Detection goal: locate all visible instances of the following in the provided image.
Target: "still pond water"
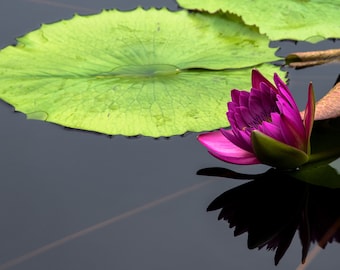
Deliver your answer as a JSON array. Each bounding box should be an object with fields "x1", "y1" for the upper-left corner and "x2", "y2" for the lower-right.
[{"x1": 0, "y1": 0, "x2": 340, "y2": 269}]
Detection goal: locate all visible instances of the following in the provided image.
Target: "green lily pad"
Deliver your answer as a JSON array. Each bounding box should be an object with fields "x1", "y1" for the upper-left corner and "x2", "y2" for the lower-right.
[
  {"x1": 0, "y1": 8, "x2": 280, "y2": 137},
  {"x1": 0, "y1": 64, "x2": 283, "y2": 137},
  {"x1": 177, "y1": 0, "x2": 340, "y2": 42}
]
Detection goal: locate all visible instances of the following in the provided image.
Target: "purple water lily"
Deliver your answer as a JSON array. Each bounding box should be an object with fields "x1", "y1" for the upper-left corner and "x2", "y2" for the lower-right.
[{"x1": 198, "y1": 69, "x2": 315, "y2": 169}]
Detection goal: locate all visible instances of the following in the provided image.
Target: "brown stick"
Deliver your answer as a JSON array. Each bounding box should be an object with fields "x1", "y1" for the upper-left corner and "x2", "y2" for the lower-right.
[{"x1": 286, "y1": 48, "x2": 340, "y2": 68}]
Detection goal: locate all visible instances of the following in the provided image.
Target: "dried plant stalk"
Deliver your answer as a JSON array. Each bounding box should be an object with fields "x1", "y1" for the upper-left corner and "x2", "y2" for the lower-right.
[{"x1": 286, "y1": 48, "x2": 340, "y2": 68}]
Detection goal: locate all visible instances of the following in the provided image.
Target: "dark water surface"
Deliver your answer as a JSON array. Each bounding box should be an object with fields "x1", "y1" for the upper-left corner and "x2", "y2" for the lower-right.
[{"x1": 0, "y1": 1, "x2": 340, "y2": 269}]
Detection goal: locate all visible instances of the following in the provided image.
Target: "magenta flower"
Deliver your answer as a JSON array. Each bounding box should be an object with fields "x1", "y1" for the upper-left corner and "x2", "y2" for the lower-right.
[{"x1": 198, "y1": 69, "x2": 315, "y2": 169}]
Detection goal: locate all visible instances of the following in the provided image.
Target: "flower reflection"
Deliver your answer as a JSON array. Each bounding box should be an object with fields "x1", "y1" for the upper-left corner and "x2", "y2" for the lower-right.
[{"x1": 200, "y1": 167, "x2": 340, "y2": 265}]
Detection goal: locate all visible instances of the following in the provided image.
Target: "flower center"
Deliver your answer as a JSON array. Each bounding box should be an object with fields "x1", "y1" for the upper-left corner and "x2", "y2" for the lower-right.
[{"x1": 243, "y1": 105, "x2": 278, "y2": 131}]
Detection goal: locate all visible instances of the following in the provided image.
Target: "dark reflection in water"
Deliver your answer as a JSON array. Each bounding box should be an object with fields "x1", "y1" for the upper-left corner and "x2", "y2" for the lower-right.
[{"x1": 198, "y1": 167, "x2": 340, "y2": 265}]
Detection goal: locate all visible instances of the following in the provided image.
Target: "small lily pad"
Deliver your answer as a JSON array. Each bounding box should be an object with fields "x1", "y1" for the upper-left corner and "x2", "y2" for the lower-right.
[{"x1": 0, "y1": 8, "x2": 280, "y2": 137}]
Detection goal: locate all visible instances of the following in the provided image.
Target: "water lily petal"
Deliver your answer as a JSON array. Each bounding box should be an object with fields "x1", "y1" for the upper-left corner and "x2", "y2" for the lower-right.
[
  {"x1": 228, "y1": 107, "x2": 249, "y2": 130},
  {"x1": 276, "y1": 95, "x2": 306, "y2": 146},
  {"x1": 274, "y1": 73, "x2": 298, "y2": 111},
  {"x1": 276, "y1": 96, "x2": 302, "y2": 127},
  {"x1": 198, "y1": 130, "x2": 259, "y2": 164},
  {"x1": 248, "y1": 89, "x2": 264, "y2": 113},
  {"x1": 303, "y1": 83, "x2": 315, "y2": 154},
  {"x1": 251, "y1": 130, "x2": 309, "y2": 168},
  {"x1": 229, "y1": 107, "x2": 250, "y2": 130},
  {"x1": 239, "y1": 91, "x2": 251, "y2": 107},
  {"x1": 239, "y1": 106, "x2": 257, "y2": 127},
  {"x1": 281, "y1": 114, "x2": 307, "y2": 150},
  {"x1": 230, "y1": 89, "x2": 242, "y2": 105},
  {"x1": 266, "y1": 112, "x2": 305, "y2": 150},
  {"x1": 258, "y1": 115, "x2": 285, "y2": 142},
  {"x1": 250, "y1": 88, "x2": 278, "y2": 119},
  {"x1": 252, "y1": 69, "x2": 276, "y2": 92},
  {"x1": 221, "y1": 128, "x2": 253, "y2": 152}
]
